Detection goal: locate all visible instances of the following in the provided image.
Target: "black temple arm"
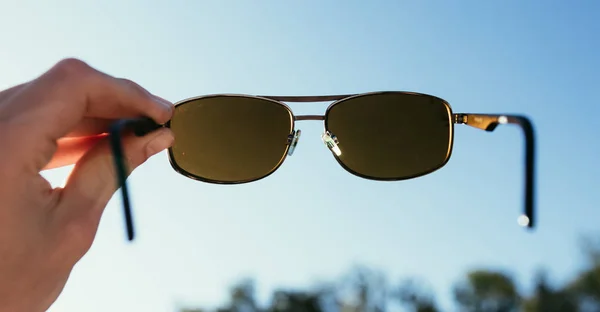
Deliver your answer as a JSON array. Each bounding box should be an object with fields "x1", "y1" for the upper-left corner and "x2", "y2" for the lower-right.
[
  {"x1": 109, "y1": 117, "x2": 163, "y2": 242},
  {"x1": 454, "y1": 113, "x2": 536, "y2": 229}
]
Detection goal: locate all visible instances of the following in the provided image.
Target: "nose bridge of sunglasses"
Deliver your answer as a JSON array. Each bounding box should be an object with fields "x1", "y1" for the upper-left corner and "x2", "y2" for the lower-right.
[
  {"x1": 287, "y1": 129, "x2": 302, "y2": 156},
  {"x1": 294, "y1": 115, "x2": 325, "y2": 121},
  {"x1": 287, "y1": 114, "x2": 328, "y2": 156}
]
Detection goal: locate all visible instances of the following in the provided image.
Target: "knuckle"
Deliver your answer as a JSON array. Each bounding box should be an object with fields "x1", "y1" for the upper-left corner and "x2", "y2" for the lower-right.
[
  {"x1": 118, "y1": 78, "x2": 149, "y2": 98},
  {"x1": 60, "y1": 215, "x2": 97, "y2": 255},
  {"x1": 127, "y1": 144, "x2": 146, "y2": 170},
  {"x1": 54, "y1": 191, "x2": 101, "y2": 256},
  {"x1": 50, "y1": 58, "x2": 94, "y2": 82},
  {"x1": 114, "y1": 135, "x2": 149, "y2": 176},
  {"x1": 118, "y1": 78, "x2": 139, "y2": 88}
]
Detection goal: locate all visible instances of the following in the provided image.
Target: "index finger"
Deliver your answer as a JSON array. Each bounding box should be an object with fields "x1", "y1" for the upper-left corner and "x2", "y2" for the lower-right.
[{"x1": 5, "y1": 58, "x2": 173, "y2": 142}]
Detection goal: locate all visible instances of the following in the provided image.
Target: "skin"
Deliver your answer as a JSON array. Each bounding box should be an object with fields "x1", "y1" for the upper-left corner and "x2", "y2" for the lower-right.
[{"x1": 0, "y1": 58, "x2": 175, "y2": 311}]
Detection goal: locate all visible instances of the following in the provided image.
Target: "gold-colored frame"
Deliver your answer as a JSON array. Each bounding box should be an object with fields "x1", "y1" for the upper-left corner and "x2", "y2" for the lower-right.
[{"x1": 109, "y1": 91, "x2": 536, "y2": 241}]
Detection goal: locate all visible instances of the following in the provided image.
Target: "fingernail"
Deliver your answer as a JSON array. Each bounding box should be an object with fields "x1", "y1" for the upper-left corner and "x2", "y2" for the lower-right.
[
  {"x1": 145, "y1": 130, "x2": 174, "y2": 157},
  {"x1": 153, "y1": 95, "x2": 174, "y2": 112}
]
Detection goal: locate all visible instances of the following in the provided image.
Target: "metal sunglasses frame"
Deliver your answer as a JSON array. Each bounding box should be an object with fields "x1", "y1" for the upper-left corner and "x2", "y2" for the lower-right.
[{"x1": 109, "y1": 91, "x2": 536, "y2": 242}]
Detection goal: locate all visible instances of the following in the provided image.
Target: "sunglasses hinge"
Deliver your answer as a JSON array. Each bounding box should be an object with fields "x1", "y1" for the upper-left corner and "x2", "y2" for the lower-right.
[{"x1": 454, "y1": 113, "x2": 468, "y2": 124}]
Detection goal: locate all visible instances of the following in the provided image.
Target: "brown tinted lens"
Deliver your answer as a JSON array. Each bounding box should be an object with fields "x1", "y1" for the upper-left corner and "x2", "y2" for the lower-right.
[
  {"x1": 169, "y1": 96, "x2": 294, "y2": 183},
  {"x1": 325, "y1": 92, "x2": 452, "y2": 179}
]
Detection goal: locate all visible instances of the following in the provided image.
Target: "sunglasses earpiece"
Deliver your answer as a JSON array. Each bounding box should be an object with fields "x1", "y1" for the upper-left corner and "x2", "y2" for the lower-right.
[
  {"x1": 109, "y1": 117, "x2": 166, "y2": 242},
  {"x1": 131, "y1": 117, "x2": 163, "y2": 136}
]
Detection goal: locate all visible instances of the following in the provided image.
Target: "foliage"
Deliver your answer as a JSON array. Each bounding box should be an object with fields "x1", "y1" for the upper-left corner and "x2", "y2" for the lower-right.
[
  {"x1": 180, "y1": 236, "x2": 600, "y2": 312},
  {"x1": 453, "y1": 270, "x2": 520, "y2": 312}
]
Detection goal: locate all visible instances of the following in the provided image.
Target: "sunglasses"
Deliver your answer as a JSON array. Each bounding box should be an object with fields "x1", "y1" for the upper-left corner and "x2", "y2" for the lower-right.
[{"x1": 109, "y1": 91, "x2": 536, "y2": 241}]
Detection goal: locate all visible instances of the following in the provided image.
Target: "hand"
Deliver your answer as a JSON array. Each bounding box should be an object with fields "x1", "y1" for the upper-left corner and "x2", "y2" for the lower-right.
[{"x1": 0, "y1": 58, "x2": 174, "y2": 311}]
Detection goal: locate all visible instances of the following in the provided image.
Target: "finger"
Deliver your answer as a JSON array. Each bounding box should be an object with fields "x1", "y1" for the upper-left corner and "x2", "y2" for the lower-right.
[
  {"x1": 0, "y1": 82, "x2": 25, "y2": 102},
  {"x1": 43, "y1": 135, "x2": 107, "y2": 170},
  {"x1": 0, "y1": 83, "x2": 28, "y2": 113},
  {"x1": 8, "y1": 58, "x2": 173, "y2": 144},
  {"x1": 63, "y1": 118, "x2": 115, "y2": 138},
  {"x1": 58, "y1": 127, "x2": 174, "y2": 223},
  {"x1": 54, "y1": 117, "x2": 132, "y2": 139}
]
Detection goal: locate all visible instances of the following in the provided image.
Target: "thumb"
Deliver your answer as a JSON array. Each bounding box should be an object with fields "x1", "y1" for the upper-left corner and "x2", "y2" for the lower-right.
[{"x1": 58, "y1": 127, "x2": 174, "y2": 225}]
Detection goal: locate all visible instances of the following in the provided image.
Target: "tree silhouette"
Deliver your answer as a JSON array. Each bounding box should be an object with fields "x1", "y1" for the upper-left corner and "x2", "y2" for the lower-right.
[
  {"x1": 268, "y1": 289, "x2": 323, "y2": 312},
  {"x1": 394, "y1": 278, "x2": 439, "y2": 312},
  {"x1": 452, "y1": 270, "x2": 520, "y2": 312},
  {"x1": 179, "y1": 234, "x2": 600, "y2": 312},
  {"x1": 522, "y1": 270, "x2": 578, "y2": 312},
  {"x1": 334, "y1": 266, "x2": 387, "y2": 312},
  {"x1": 560, "y1": 236, "x2": 600, "y2": 311}
]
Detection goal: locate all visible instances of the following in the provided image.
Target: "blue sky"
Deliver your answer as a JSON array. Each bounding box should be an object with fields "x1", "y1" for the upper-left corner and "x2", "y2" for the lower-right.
[{"x1": 1, "y1": 1, "x2": 599, "y2": 311}]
